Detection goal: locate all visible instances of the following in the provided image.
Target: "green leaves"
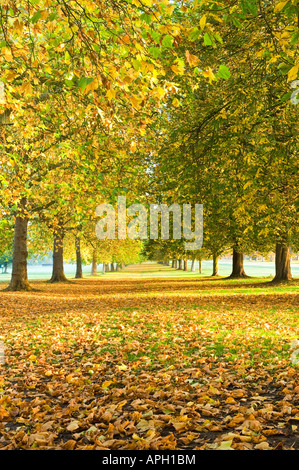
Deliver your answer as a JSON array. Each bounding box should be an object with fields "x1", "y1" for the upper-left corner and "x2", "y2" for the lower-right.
[
  {"x1": 203, "y1": 32, "x2": 214, "y2": 46},
  {"x1": 162, "y1": 35, "x2": 174, "y2": 48},
  {"x1": 217, "y1": 64, "x2": 231, "y2": 80},
  {"x1": 149, "y1": 46, "x2": 161, "y2": 59},
  {"x1": 140, "y1": 12, "x2": 152, "y2": 25},
  {"x1": 31, "y1": 10, "x2": 42, "y2": 24},
  {"x1": 188, "y1": 27, "x2": 200, "y2": 42},
  {"x1": 240, "y1": 0, "x2": 258, "y2": 16}
]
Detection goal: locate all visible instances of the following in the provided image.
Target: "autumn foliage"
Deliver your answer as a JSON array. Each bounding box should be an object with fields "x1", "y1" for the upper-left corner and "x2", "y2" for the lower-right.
[{"x1": 0, "y1": 264, "x2": 298, "y2": 450}]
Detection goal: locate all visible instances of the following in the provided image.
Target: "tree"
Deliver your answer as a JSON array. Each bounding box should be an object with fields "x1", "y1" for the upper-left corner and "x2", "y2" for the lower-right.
[{"x1": 148, "y1": 0, "x2": 298, "y2": 282}]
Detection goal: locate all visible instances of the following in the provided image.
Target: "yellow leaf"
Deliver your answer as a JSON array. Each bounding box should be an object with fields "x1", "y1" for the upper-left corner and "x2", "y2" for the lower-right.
[
  {"x1": 84, "y1": 79, "x2": 98, "y2": 94},
  {"x1": 130, "y1": 141, "x2": 137, "y2": 152},
  {"x1": 171, "y1": 64, "x2": 184, "y2": 75},
  {"x1": 0, "y1": 406, "x2": 9, "y2": 419},
  {"x1": 153, "y1": 86, "x2": 166, "y2": 98},
  {"x1": 40, "y1": 10, "x2": 48, "y2": 20},
  {"x1": 102, "y1": 380, "x2": 113, "y2": 389},
  {"x1": 13, "y1": 19, "x2": 24, "y2": 34},
  {"x1": 122, "y1": 35, "x2": 131, "y2": 45},
  {"x1": 67, "y1": 421, "x2": 79, "y2": 432},
  {"x1": 274, "y1": 1, "x2": 288, "y2": 12},
  {"x1": 217, "y1": 440, "x2": 233, "y2": 450},
  {"x1": 5, "y1": 70, "x2": 17, "y2": 81},
  {"x1": 202, "y1": 67, "x2": 215, "y2": 82},
  {"x1": 185, "y1": 50, "x2": 199, "y2": 66},
  {"x1": 288, "y1": 64, "x2": 299, "y2": 82},
  {"x1": 200, "y1": 14, "x2": 207, "y2": 30},
  {"x1": 106, "y1": 89, "x2": 116, "y2": 100},
  {"x1": 0, "y1": 81, "x2": 5, "y2": 104},
  {"x1": 122, "y1": 75, "x2": 134, "y2": 85},
  {"x1": 20, "y1": 81, "x2": 33, "y2": 96},
  {"x1": 225, "y1": 396, "x2": 236, "y2": 404}
]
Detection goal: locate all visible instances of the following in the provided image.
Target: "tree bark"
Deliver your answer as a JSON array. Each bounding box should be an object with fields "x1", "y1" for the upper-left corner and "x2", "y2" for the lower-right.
[
  {"x1": 110, "y1": 262, "x2": 115, "y2": 272},
  {"x1": 91, "y1": 250, "x2": 97, "y2": 275},
  {"x1": 272, "y1": 243, "x2": 292, "y2": 282},
  {"x1": 49, "y1": 228, "x2": 68, "y2": 282},
  {"x1": 212, "y1": 254, "x2": 219, "y2": 276},
  {"x1": 228, "y1": 248, "x2": 248, "y2": 278},
  {"x1": 198, "y1": 259, "x2": 202, "y2": 274},
  {"x1": 191, "y1": 259, "x2": 195, "y2": 272},
  {"x1": 75, "y1": 236, "x2": 83, "y2": 279},
  {"x1": 6, "y1": 198, "x2": 31, "y2": 291},
  {"x1": 183, "y1": 259, "x2": 188, "y2": 271},
  {"x1": 178, "y1": 259, "x2": 183, "y2": 270}
]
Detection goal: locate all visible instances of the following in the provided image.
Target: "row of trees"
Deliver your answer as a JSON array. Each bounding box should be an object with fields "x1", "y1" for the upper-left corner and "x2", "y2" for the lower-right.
[
  {"x1": 0, "y1": 1, "x2": 298, "y2": 290},
  {"x1": 146, "y1": 0, "x2": 299, "y2": 282},
  {"x1": 0, "y1": 0, "x2": 183, "y2": 290}
]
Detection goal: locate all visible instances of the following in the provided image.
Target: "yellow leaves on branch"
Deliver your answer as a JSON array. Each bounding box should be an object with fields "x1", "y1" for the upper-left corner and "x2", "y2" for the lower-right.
[
  {"x1": 129, "y1": 94, "x2": 142, "y2": 109},
  {"x1": 19, "y1": 81, "x2": 33, "y2": 96},
  {"x1": 106, "y1": 88, "x2": 116, "y2": 100},
  {"x1": 152, "y1": 86, "x2": 166, "y2": 99},
  {"x1": 274, "y1": 1, "x2": 288, "y2": 12},
  {"x1": 171, "y1": 60, "x2": 185, "y2": 75},
  {"x1": 202, "y1": 67, "x2": 216, "y2": 82},
  {"x1": 185, "y1": 50, "x2": 199, "y2": 67},
  {"x1": 288, "y1": 64, "x2": 299, "y2": 82},
  {"x1": 199, "y1": 15, "x2": 207, "y2": 30},
  {"x1": 172, "y1": 98, "x2": 180, "y2": 107}
]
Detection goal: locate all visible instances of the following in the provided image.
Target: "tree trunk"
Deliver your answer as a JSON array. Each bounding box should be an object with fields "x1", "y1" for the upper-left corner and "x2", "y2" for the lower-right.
[
  {"x1": 171, "y1": 260, "x2": 175, "y2": 268},
  {"x1": 6, "y1": 198, "x2": 31, "y2": 291},
  {"x1": 198, "y1": 259, "x2": 202, "y2": 274},
  {"x1": 228, "y1": 248, "x2": 248, "y2": 278},
  {"x1": 91, "y1": 250, "x2": 97, "y2": 275},
  {"x1": 106, "y1": 263, "x2": 110, "y2": 272},
  {"x1": 49, "y1": 228, "x2": 67, "y2": 282},
  {"x1": 110, "y1": 263, "x2": 115, "y2": 272},
  {"x1": 191, "y1": 259, "x2": 195, "y2": 272},
  {"x1": 272, "y1": 243, "x2": 292, "y2": 282},
  {"x1": 178, "y1": 259, "x2": 183, "y2": 270},
  {"x1": 75, "y1": 236, "x2": 83, "y2": 279},
  {"x1": 116, "y1": 263, "x2": 119, "y2": 271},
  {"x1": 183, "y1": 259, "x2": 188, "y2": 271},
  {"x1": 212, "y1": 254, "x2": 219, "y2": 276},
  {"x1": 102, "y1": 263, "x2": 105, "y2": 274}
]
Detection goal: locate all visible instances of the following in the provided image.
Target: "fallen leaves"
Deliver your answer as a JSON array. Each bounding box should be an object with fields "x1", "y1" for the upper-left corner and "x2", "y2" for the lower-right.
[{"x1": 0, "y1": 274, "x2": 298, "y2": 449}]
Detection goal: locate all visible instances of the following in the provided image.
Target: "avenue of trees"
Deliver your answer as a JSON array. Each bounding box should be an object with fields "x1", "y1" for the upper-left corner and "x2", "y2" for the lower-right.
[{"x1": 0, "y1": 0, "x2": 298, "y2": 290}]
